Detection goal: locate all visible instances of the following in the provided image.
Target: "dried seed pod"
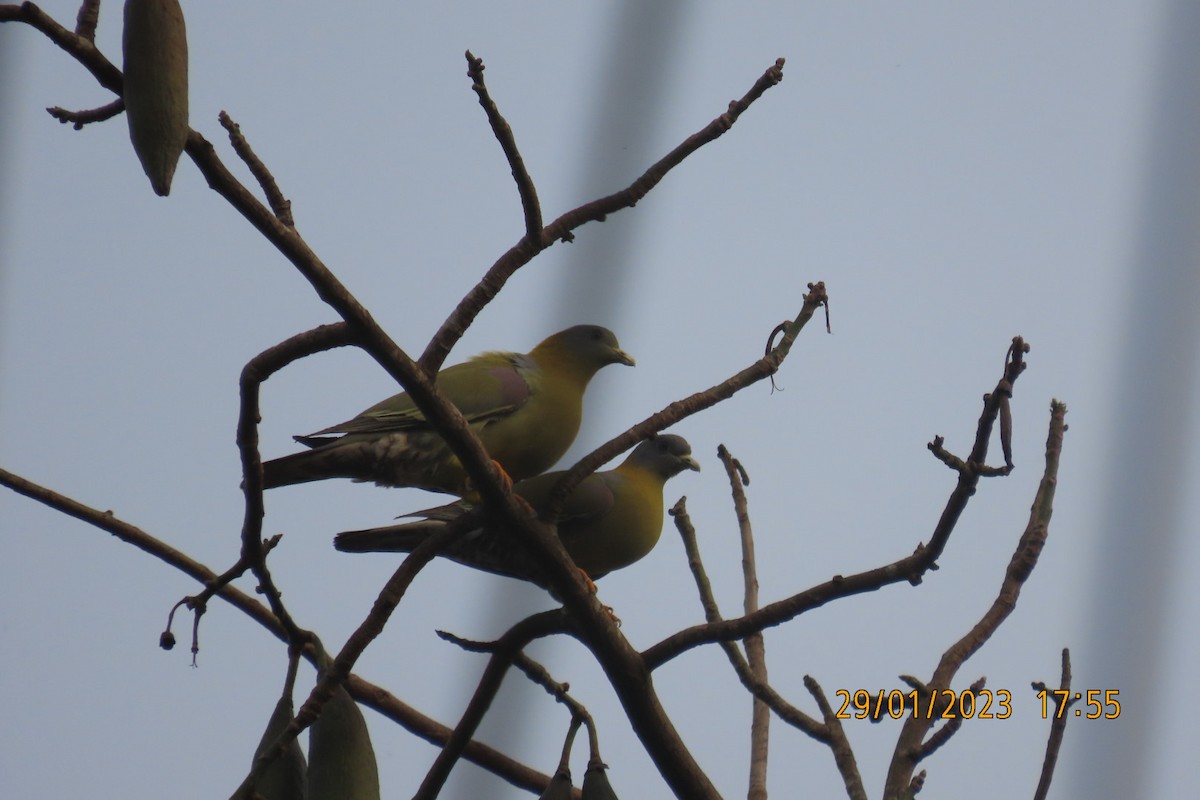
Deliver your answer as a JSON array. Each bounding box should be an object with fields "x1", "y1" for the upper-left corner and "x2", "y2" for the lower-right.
[
  {"x1": 582, "y1": 760, "x2": 619, "y2": 800},
  {"x1": 306, "y1": 681, "x2": 381, "y2": 800},
  {"x1": 251, "y1": 692, "x2": 308, "y2": 800},
  {"x1": 122, "y1": 0, "x2": 189, "y2": 195},
  {"x1": 538, "y1": 767, "x2": 574, "y2": 800}
]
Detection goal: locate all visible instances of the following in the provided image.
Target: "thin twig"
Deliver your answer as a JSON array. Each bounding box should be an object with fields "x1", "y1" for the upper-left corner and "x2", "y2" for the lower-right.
[
  {"x1": 219, "y1": 111, "x2": 295, "y2": 226},
  {"x1": 47, "y1": 97, "x2": 123, "y2": 128},
  {"x1": 1031, "y1": 648, "x2": 1075, "y2": 800},
  {"x1": 515, "y1": 654, "x2": 592, "y2": 722},
  {"x1": 465, "y1": 50, "x2": 541, "y2": 242},
  {"x1": 543, "y1": 59, "x2": 787, "y2": 243},
  {"x1": 717, "y1": 445, "x2": 770, "y2": 800},
  {"x1": 162, "y1": 533, "x2": 282, "y2": 663},
  {"x1": 671, "y1": 498, "x2": 726, "y2": 622}
]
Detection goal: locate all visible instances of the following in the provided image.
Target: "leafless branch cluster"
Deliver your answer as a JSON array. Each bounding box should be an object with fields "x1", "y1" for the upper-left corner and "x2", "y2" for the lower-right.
[{"x1": 1, "y1": 3, "x2": 1075, "y2": 798}]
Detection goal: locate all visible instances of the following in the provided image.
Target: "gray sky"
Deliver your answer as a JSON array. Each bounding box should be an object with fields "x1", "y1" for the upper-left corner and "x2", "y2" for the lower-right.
[{"x1": 2, "y1": 2, "x2": 1196, "y2": 798}]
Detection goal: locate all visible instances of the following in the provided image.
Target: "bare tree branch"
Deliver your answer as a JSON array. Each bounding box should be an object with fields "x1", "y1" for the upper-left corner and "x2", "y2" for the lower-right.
[
  {"x1": 643, "y1": 338, "x2": 1031, "y2": 669},
  {"x1": 0, "y1": 466, "x2": 568, "y2": 793},
  {"x1": 1, "y1": 3, "x2": 124, "y2": 94},
  {"x1": 465, "y1": 50, "x2": 542, "y2": 242},
  {"x1": 233, "y1": 327, "x2": 361, "y2": 655},
  {"x1": 219, "y1": 111, "x2": 294, "y2": 226},
  {"x1": 882, "y1": 399, "x2": 1067, "y2": 797},
  {"x1": 418, "y1": 57, "x2": 788, "y2": 373},
  {"x1": 802, "y1": 676, "x2": 869, "y2": 800},
  {"x1": 910, "y1": 676, "x2": 988, "y2": 764},
  {"x1": 348, "y1": 674, "x2": 568, "y2": 797},
  {"x1": 1031, "y1": 648, "x2": 1075, "y2": 800},
  {"x1": 670, "y1": 497, "x2": 826, "y2": 739},
  {"x1": 47, "y1": 97, "x2": 123, "y2": 128},
  {"x1": 74, "y1": 0, "x2": 99, "y2": 41},
  {"x1": 414, "y1": 612, "x2": 570, "y2": 799},
  {"x1": 716, "y1": 445, "x2": 770, "y2": 800}
]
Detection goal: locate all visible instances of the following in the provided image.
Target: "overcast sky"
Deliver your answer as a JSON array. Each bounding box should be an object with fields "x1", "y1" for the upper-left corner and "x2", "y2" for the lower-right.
[{"x1": 3, "y1": 2, "x2": 1197, "y2": 798}]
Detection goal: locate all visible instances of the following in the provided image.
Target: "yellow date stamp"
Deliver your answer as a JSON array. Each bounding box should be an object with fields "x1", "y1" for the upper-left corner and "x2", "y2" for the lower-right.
[
  {"x1": 833, "y1": 688, "x2": 1122, "y2": 720},
  {"x1": 835, "y1": 688, "x2": 1012, "y2": 720},
  {"x1": 1037, "y1": 689, "x2": 1121, "y2": 719}
]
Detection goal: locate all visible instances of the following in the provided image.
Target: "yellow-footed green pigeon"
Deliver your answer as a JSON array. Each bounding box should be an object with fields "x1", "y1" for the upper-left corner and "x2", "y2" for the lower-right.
[
  {"x1": 333, "y1": 434, "x2": 701, "y2": 585},
  {"x1": 261, "y1": 325, "x2": 634, "y2": 494}
]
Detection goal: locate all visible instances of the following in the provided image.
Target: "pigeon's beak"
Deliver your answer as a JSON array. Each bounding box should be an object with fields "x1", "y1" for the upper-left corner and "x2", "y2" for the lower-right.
[{"x1": 611, "y1": 348, "x2": 636, "y2": 367}]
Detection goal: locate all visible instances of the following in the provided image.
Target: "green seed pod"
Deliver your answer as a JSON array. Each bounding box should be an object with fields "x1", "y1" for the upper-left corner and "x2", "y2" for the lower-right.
[
  {"x1": 122, "y1": 0, "x2": 189, "y2": 196},
  {"x1": 582, "y1": 761, "x2": 619, "y2": 800},
  {"x1": 538, "y1": 767, "x2": 574, "y2": 800},
  {"x1": 251, "y1": 693, "x2": 308, "y2": 800},
  {"x1": 306, "y1": 682, "x2": 381, "y2": 800}
]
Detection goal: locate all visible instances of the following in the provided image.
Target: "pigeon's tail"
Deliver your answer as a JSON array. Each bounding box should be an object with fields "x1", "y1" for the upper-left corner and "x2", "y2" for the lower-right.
[
  {"x1": 260, "y1": 448, "x2": 335, "y2": 489},
  {"x1": 333, "y1": 520, "x2": 447, "y2": 554},
  {"x1": 261, "y1": 436, "x2": 382, "y2": 489}
]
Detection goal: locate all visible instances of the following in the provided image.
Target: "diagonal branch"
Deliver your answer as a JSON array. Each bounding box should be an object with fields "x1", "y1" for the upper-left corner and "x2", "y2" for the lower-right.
[
  {"x1": 1, "y1": 3, "x2": 124, "y2": 94},
  {"x1": 802, "y1": 676, "x2": 869, "y2": 800},
  {"x1": 465, "y1": 50, "x2": 542, "y2": 241},
  {"x1": 541, "y1": 58, "x2": 788, "y2": 245},
  {"x1": 546, "y1": 281, "x2": 827, "y2": 518},
  {"x1": 219, "y1": 111, "x2": 294, "y2": 226}
]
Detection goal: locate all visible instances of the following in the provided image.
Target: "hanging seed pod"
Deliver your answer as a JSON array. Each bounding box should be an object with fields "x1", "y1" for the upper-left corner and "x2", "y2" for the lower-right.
[
  {"x1": 582, "y1": 759, "x2": 619, "y2": 800},
  {"x1": 538, "y1": 767, "x2": 574, "y2": 800},
  {"x1": 251, "y1": 692, "x2": 308, "y2": 800},
  {"x1": 306, "y1": 680, "x2": 381, "y2": 800},
  {"x1": 122, "y1": 0, "x2": 189, "y2": 195}
]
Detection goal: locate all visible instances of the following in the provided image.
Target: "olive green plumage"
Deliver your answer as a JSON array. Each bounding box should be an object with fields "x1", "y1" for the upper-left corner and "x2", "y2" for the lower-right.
[
  {"x1": 262, "y1": 325, "x2": 634, "y2": 494},
  {"x1": 333, "y1": 434, "x2": 701, "y2": 584}
]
